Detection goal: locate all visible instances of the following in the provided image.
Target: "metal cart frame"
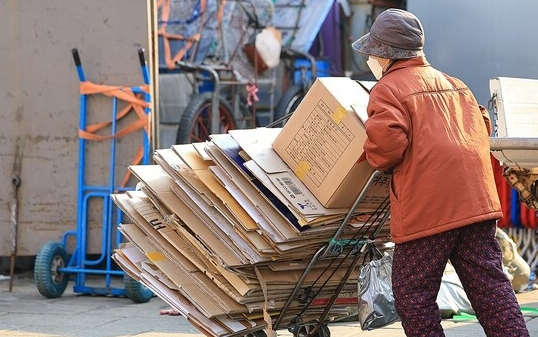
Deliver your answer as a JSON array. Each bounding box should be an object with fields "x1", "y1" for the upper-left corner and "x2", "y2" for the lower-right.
[{"x1": 268, "y1": 170, "x2": 391, "y2": 337}]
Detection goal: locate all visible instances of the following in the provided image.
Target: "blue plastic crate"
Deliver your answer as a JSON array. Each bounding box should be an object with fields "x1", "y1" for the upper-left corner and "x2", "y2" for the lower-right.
[{"x1": 293, "y1": 58, "x2": 330, "y2": 84}]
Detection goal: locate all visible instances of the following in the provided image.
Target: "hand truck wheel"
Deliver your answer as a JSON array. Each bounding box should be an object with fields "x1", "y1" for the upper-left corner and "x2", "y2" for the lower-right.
[
  {"x1": 34, "y1": 241, "x2": 70, "y2": 298},
  {"x1": 124, "y1": 274, "x2": 154, "y2": 303},
  {"x1": 293, "y1": 324, "x2": 330, "y2": 337}
]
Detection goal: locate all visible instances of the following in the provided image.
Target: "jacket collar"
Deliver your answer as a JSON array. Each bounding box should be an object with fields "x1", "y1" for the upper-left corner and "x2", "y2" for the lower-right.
[{"x1": 385, "y1": 56, "x2": 430, "y2": 76}]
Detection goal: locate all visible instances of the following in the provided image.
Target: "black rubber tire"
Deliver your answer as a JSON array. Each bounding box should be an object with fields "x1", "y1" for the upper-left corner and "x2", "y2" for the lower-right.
[
  {"x1": 34, "y1": 241, "x2": 70, "y2": 298},
  {"x1": 124, "y1": 274, "x2": 153, "y2": 303},
  {"x1": 273, "y1": 84, "x2": 306, "y2": 127},
  {"x1": 293, "y1": 324, "x2": 330, "y2": 337},
  {"x1": 176, "y1": 92, "x2": 236, "y2": 144}
]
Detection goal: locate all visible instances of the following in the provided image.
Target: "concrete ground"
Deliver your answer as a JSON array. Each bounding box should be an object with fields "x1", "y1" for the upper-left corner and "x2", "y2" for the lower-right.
[{"x1": 1, "y1": 272, "x2": 538, "y2": 337}]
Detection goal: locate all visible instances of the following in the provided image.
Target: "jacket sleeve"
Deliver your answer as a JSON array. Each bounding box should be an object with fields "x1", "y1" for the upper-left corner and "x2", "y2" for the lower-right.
[{"x1": 363, "y1": 84, "x2": 410, "y2": 172}]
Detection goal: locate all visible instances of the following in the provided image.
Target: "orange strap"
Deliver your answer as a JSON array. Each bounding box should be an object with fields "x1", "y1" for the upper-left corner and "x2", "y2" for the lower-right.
[
  {"x1": 214, "y1": 0, "x2": 226, "y2": 54},
  {"x1": 119, "y1": 146, "x2": 145, "y2": 188},
  {"x1": 80, "y1": 82, "x2": 149, "y2": 107},
  {"x1": 78, "y1": 81, "x2": 151, "y2": 188},
  {"x1": 159, "y1": 31, "x2": 201, "y2": 69},
  {"x1": 217, "y1": 0, "x2": 226, "y2": 33},
  {"x1": 157, "y1": 0, "x2": 212, "y2": 69},
  {"x1": 78, "y1": 82, "x2": 150, "y2": 141}
]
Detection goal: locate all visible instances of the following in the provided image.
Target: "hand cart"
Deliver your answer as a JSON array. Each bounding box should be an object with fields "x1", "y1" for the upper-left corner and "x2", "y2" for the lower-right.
[
  {"x1": 34, "y1": 48, "x2": 153, "y2": 303},
  {"x1": 267, "y1": 170, "x2": 392, "y2": 337},
  {"x1": 157, "y1": 0, "x2": 278, "y2": 145}
]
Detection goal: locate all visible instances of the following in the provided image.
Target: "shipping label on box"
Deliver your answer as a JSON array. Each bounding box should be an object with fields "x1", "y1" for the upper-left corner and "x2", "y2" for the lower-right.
[{"x1": 272, "y1": 77, "x2": 381, "y2": 209}]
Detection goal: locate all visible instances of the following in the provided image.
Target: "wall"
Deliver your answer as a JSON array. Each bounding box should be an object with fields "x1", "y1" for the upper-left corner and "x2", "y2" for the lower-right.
[
  {"x1": 0, "y1": 1, "x2": 152, "y2": 258},
  {"x1": 408, "y1": 0, "x2": 538, "y2": 107},
  {"x1": 347, "y1": 1, "x2": 538, "y2": 106}
]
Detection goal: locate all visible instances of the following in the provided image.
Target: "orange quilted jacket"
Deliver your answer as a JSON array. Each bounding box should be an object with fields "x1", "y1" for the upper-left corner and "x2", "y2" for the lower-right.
[{"x1": 364, "y1": 56, "x2": 502, "y2": 243}]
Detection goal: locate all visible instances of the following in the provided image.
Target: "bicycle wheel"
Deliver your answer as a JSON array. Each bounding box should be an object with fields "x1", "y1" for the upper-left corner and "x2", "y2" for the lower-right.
[
  {"x1": 273, "y1": 84, "x2": 306, "y2": 127},
  {"x1": 176, "y1": 92, "x2": 236, "y2": 144}
]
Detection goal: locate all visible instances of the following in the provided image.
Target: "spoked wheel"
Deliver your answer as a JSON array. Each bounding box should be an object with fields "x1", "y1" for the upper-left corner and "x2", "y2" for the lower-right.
[
  {"x1": 176, "y1": 92, "x2": 236, "y2": 144},
  {"x1": 34, "y1": 241, "x2": 70, "y2": 298},
  {"x1": 293, "y1": 324, "x2": 330, "y2": 337},
  {"x1": 273, "y1": 84, "x2": 307, "y2": 127},
  {"x1": 124, "y1": 274, "x2": 153, "y2": 303}
]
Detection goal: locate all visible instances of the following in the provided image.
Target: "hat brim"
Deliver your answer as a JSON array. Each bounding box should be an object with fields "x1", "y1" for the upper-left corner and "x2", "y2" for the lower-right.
[{"x1": 352, "y1": 33, "x2": 422, "y2": 59}]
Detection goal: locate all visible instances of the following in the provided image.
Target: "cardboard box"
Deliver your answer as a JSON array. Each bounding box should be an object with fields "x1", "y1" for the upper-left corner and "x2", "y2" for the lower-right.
[
  {"x1": 489, "y1": 77, "x2": 538, "y2": 138},
  {"x1": 489, "y1": 77, "x2": 538, "y2": 168},
  {"x1": 272, "y1": 77, "x2": 376, "y2": 209}
]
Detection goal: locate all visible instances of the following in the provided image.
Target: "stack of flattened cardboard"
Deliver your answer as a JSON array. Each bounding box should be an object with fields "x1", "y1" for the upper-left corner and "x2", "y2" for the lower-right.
[{"x1": 112, "y1": 77, "x2": 392, "y2": 337}]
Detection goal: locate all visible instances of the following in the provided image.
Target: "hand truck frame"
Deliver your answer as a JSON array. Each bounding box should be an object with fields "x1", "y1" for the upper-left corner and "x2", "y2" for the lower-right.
[{"x1": 34, "y1": 48, "x2": 153, "y2": 303}]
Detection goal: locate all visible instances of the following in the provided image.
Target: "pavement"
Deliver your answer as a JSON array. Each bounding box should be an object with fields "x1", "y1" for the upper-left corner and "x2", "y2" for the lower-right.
[{"x1": 2, "y1": 272, "x2": 538, "y2": 337}]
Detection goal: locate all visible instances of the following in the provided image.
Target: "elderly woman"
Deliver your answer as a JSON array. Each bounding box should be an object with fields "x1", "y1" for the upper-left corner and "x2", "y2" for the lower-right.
[{"x1": 352, "y1": 8, "x2": 529, "y2": 337}]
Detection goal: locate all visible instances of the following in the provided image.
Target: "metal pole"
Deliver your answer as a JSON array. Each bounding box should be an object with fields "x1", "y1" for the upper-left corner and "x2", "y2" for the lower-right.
[{"x1": 489, "y1": 137, "x2": 538, "y2": 150}]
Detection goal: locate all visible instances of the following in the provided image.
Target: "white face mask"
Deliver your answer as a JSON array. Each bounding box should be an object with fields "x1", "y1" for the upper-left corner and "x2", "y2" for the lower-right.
[{"x1": 366, "y1": 56, "x2": 385, "y2": 80}]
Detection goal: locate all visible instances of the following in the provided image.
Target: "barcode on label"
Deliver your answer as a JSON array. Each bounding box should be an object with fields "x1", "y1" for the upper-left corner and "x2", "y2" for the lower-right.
[{"x1": 281, "y1": 177, "x2": 302, "y2": 195}]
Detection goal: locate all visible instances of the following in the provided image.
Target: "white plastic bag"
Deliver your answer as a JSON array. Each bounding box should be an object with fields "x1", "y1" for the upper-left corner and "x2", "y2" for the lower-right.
[
  {"x1": 437, "y1": 261, "x2": 474, "y2": 318},
  {"x1": 254, "y1": 27, "x2": 281, "y2": 69},
  {"x1": 358, "y1": 250, "x2": 399, "y2": 330},
  {"x1": 244, "y1": 27, "x2": 281, "y2": 73}
]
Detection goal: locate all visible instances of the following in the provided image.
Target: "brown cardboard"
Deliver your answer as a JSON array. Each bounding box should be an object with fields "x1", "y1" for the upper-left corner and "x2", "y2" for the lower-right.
[
  {"x1": 272, "y1": 77, "x2": 378, "y2": 209},
  {"x1": 115, "y1": 181, "x2": 357, "y2": 305},
  {"x1": 114, "y1": 192, "x2": 250, "y2": 316},
  {"x1": 166, "y1": 144, "x2": 277, "y2": 253},
  {"x1": 229, "y1": 128, "x2": 349, "y2": 225},
  {"x1": 114, "y1": 193, "x2": 256, "y2": 296},
  {"x1": 129, "y1": 165, "x2": 252, "y2": 267},
  {"x1": 114, "y1": 241, "x2": 265, "y2": 336},
  {"x1": 153, "y1": 148, "x2": 189, "y2": 181},
  {"x1": 204, "y1": 142, "x2": 327, "y2": 248}
]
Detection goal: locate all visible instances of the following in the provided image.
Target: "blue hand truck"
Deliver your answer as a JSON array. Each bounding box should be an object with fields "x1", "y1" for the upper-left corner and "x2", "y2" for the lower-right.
[{"x1": 34, "y1": 48, "x2": 153, "y2": 303}]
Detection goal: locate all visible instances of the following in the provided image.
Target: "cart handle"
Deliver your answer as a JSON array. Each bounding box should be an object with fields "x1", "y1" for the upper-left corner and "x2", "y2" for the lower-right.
[
  {"x1": 138, "y1": 48, "x2": 151, "y2": 85},
  {"x1": 71, "y1": 48, "x2": 86, "y2": 82}
]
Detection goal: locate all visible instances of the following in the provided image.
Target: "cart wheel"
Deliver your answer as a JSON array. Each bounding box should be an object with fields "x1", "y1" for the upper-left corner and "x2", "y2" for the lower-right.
[
  {"x1": 293, "y1": 324, "x2": 330, "y2": 337},
  {"x1": 176, "y1": 92, "x2": 235, "y2": 144},
  {"x1": 34, "y1": 241, "x2": 70, "y2": 298},
  {"x1": 273, "y1": 84, "x2": 306, "y2": 127},
  {"x1": 124, "y1": 274, "x2": 153, "y2": 303},
  {"x1": 244, "y1": 331, "x2": 267, "y2": 337}
]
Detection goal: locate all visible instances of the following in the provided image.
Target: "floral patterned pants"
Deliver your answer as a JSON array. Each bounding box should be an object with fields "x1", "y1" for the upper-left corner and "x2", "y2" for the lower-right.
[{"x1": 392, "y1": 220, "x2": 529, "y2": 337}]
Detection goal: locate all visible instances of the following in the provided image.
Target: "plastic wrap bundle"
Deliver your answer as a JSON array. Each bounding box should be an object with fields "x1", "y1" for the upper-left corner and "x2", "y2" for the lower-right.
[{"x1": 358, "y1": 250, "x2": 399, "y2": 330}]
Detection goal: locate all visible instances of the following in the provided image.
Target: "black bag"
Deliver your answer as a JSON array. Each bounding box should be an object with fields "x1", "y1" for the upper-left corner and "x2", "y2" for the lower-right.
[{"x1": 358, "y1": 245, "x2": 399, "y2": 330}]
